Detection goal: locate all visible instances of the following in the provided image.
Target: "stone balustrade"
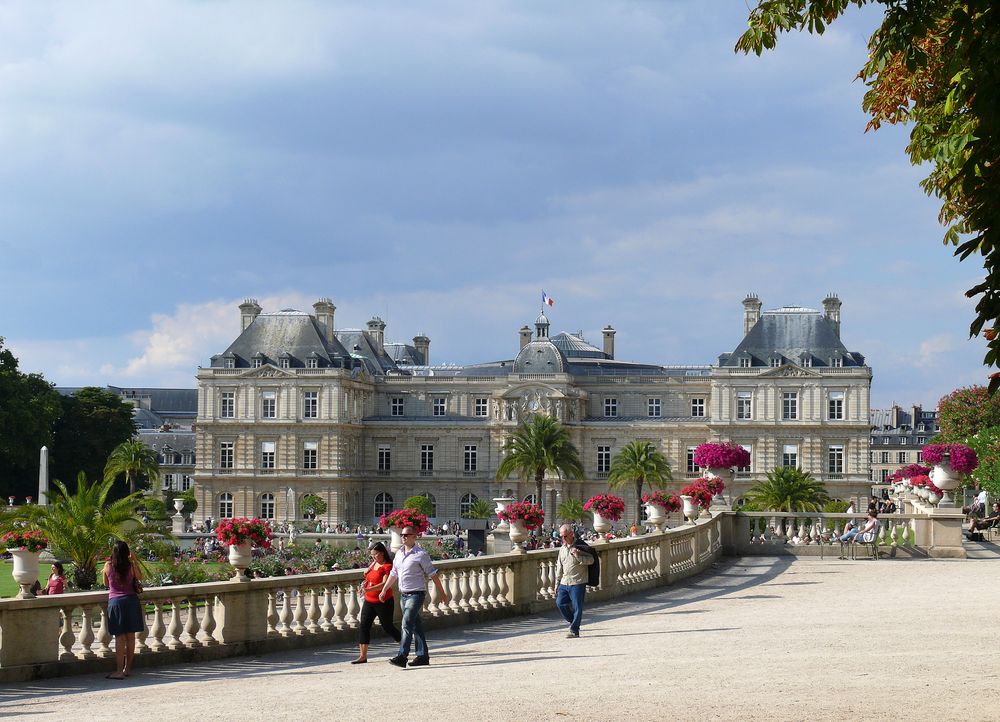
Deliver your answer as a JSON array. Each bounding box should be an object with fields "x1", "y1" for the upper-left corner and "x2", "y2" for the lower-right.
[{"x1": 0, "y1": 514, "x2": 725, "y2": 683}]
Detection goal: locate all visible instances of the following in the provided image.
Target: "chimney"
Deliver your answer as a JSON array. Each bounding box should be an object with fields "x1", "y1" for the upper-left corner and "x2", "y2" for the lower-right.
[
  {"x1": 366, "y1": 316, "x2": 386, "y2": 353},
  {"x1": 602, "y1": 325, "x2": 616, "y2": 359},
  {"x1": 822, "y1": 294, "x2": 842, "y2": 335},
  {"x1": 313, "y1": 298, "x2": 336, "y2": 343},
  {"x1": 239, "y1": 298, "x2": 262, "y2": 332},
  {"x1": 413, "y1": 334, "x2": 430, "y2": 365},
  {"x1": 519, "y1": 325, "x2": 532, "y2": 350},
  {"x1": 742, "y1": 294, "x2": 762, "y2": 336}
]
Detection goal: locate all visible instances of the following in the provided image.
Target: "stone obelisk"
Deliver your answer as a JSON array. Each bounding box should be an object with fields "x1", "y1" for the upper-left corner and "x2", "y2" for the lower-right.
[{"x1": 38, "y1": 446, "x2": 49, "y2": 506}]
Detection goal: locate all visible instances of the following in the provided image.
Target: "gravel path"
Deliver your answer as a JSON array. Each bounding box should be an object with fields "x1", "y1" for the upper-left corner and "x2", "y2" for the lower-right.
[{"x1": 4, "y1": 555, "x2": 997, "y2": 721}]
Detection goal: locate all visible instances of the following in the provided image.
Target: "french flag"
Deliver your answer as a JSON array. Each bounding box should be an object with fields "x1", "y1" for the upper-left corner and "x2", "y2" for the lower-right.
[{"x1": 541, "y1": 290, "x2": 555, "y2": 307}]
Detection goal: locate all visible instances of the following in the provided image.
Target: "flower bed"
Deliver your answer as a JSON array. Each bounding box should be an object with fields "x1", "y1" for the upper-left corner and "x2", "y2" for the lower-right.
[
  {"x1": 497, "y1": 501, "x2": 545, "y2": 530},
  {"x1": 892, "y1": 464, "x2": 932, "y2": 482},
  {"x1": 379, "y1": 508, "x2": 430, "y2": 534},
  {"x1": 641, "y1": 491, "x2": 682, "y2": 513},
  {"x1": 1, "y1": 529, "x2": 47, "y2": 553},
  {"x1": 215, "y1": 518, "x2": 274, "y2": 548},
  {"x1": 693, "y1": 442, "x2": 751, "y2": 469},
  {"x1": 921, "y1": 443, "x2": 979, "y2": 474},
  {"x1": 584, "y1": 494, "x2": 626, "y2": 521},
  {"x1": 680, "y1": 481, "x2": 714, "y2": 509}
]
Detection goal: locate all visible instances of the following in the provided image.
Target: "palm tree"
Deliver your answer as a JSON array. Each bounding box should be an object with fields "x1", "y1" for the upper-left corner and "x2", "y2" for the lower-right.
[
  {"x1": 496, "y1": 415, "x2": 583, "y2": 511},
  {"x1": 1, "y1": 473, "x2": 163, "y2": 589},
  {"x1": 556, "y1": 497, "x2": 588, "y2": 524},
  {"x1": 104, "y1": 438, "x2": 160, "y2": 495},
  {"x1": 743, "y1": 467, "x2": 830, "y2": 512},
  {"x1": 607, "y1": 440, "x2": 673, "y2": 525}
]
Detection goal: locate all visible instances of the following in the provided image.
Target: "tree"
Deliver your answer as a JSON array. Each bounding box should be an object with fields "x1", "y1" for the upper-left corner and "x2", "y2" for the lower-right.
[
  {"x1": 743, "y1": 467, "x2": 830, "y2": 512},
  {"x1": 0, "y1": 337, "x2": 62, "y2": 500},
  {"x1": 464, "y1": 499, "x2": 494, "y2": 520},
  {"x1": 737, "y1": 2, "x2": 1000, "y2": 388},
  {"x1": 301, "y1": 494, "x2": 328, "y2": 519},
  {"x1": 607, "y1": 440, "x2": 673, "y2": 525},
  {"x1": 937, "y1": 386, "x2": 1000, "y2": 441},
  {"x1": 1, "y1": 472, "x2": 162, "y2": 589},
  {"x1": 495, "y1": 415, "x2": 584, "y2": 509},
  {"x1": 556, "y1": 497, "x2": 588, "y2": 524},
  {"x1": 53, "y1": 387, "x2": 136, "y2": 490},
  {"x1": 104, "y1": 438, "x2": 160, "y2": 495},
  {"x1": 403, "y1": 495, "x2": 434, "y2": 518},
  {"x1": 966, "y1": 427, "x2": 1000, "y2": 498}
]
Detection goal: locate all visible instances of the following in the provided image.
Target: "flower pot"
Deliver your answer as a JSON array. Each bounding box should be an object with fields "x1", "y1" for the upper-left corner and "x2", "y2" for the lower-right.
[
  {"x1": 508, "y1": 519, "x2": 528, "y2": 550},
  {"x1": 493, "y1": 497, "x2": 516, "y2": 532},
  {"x1": 388, "y1": 528, "x2": 404, "y2": 553},
  {"x1": 9, "y1": 549, "x2": 41, "y2": 599},
  {"x1": 228, "y1": 542, "x2": 252, "y2": 582},
  {"x1": 706, "y1": 467, "x2": 734, "y2": 509},
  {"x1": 592, "y1": 510, "x2": 612, "y2": 536},
  {"x1": 930, "y1": 457, "x2": 961, "y2": 506},
  {"x1": 644, "y1": 503, "x2": 666, "y2": 533},
  {"x1": 680, "y1": 495, "x2": 699, "y2": 524}
]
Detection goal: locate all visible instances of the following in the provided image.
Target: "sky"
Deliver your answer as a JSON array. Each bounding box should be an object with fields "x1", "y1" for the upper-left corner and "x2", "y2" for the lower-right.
[{"x1": 0, "y1": 1, "x2": 987, "y2": 409}]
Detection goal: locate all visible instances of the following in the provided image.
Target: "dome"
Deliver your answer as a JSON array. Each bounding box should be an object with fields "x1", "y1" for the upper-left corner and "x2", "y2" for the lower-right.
[
  {"x1": 513, "y1": 340, "x2": 566, "y2": 373},
  {"x1": 535, "y1": 311, "x2": 550, "y2": 326}
]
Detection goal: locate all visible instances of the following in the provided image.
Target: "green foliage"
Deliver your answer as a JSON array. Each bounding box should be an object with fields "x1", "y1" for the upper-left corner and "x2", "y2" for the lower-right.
[
  {"x1": 403, "y1": 495, "x2": 435, "y2": 517},
  {"x1": 165, "y1": 488, "x2": 198, "y2": 515},
  {"x1": 300, "y1": 494, "x2": 327, "y2": 519},
  {"x1": 0, "y1": 337, "x2": 61, "y2": 499},
  {"x1": 496, "y1": 415, "x2": 583, "y2": 506},
  {"x1": 0, "y1": 472, "x2": 166, "y2": 589},
  {"x1": 557, "y1": 498, "x2": 589, "y2": 523},
  {"x1": 464, "y1": 499, "x2": 494, "y2": 520},
  {"x1": 824, "y1": 500, "x2": 851, "y2": 514},
  {"x1": 966, "y1": 426, "x2": 1000, "y2": 498},
  {"x1": 937, "y1": 386, "x2": 1000, "y2": 441},
  {"x1": 744, "y1": 467, "x2": 831, "y2": 512},
  {"x1": 738, "y1": 2, "x2": 1000, "y2": 386},
  {"x1": 150, "y1": 558, "x2": 230, "y2": 586},
  {"x1": 735, "y1": 500, "x2": 762, "y2": 512},
  {"x1": 55, "y1": 388, "x2": 137, "y2": 492},
  {"x1": 104, "y1": 438, "x2": 159, "y2": 496},
  {"x1": 607, "y1": 440, "x2": 673, "y2": 525}
]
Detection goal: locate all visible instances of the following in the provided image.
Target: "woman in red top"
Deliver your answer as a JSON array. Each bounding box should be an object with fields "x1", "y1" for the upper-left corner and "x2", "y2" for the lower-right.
[
  {"x1": 41, "y1": 562, "x2": 66, "y2": 595},
  {"x1": 351, "y1": 542, "x2": 401, "y2": 664}
]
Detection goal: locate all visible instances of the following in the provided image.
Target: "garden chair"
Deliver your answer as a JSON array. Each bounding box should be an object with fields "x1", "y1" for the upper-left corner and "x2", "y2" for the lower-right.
[{"x1": 850, "y1": 520, "x2": 882, "y2": 561}]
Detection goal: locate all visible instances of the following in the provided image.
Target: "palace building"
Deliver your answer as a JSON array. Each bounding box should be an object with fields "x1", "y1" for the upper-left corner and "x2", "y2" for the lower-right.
[{"x1": 192, "y1": 294, "x2": 872, "y2": 525}]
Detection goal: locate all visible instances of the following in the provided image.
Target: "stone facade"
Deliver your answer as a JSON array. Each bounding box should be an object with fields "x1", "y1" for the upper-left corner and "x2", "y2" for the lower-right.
[
  {"x1": 193, "y1": 294, "x2": 873, "y2": 524},
  {"x1": 868, "y1": 405, "x2": 940, "y2": 483}
]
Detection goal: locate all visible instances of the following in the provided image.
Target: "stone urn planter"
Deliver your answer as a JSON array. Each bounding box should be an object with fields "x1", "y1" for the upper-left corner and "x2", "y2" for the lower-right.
[
  {"x1": 706, "y1": 467, "x2": 735, "y2": 508},
  {"x1": 9, "y1": 549, "x2": 41, "y2": 599},
  {"x1": 493, "y1": 497, "x2": 516, "y2": 533},
  {"x1": 508, "y1": 519, "x2": 528, "y2": 550},
  {"x1": 388, "y1": 528, "x2": 404, "y2": 553},
  {"x1": 228, "y1": 542, "x2": 252, "y2": 582},
  {"x1": 592, "y1": 511, "x2": 612, "y2": 537},
  {"x1": 681, "y1": 495, "x2": 699, "y2": 524},
  {"x1": 644, "y1": 503, "x2": 666, "y2": 533},
  {"x1": 930, "y1": 458, "x2": 960, "y2": 507}
]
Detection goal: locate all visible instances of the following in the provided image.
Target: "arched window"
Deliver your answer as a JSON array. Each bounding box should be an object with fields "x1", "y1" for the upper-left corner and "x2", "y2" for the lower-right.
[
  {"x1": 460, "y1": 493, "x2": 479, "y2": 517},
  {"x1": 260, "y1": 493, "x2": 275, "y2": 519},
  {"x1": 219, "y1": 492, "x2": 234, "y2": 519},
  {"x1": 418, "y1": 492, "x2": 437, "y2": 517},
  {"x1": 523, "y1": 494, "x2": 537, "y2": 504},
  {"x1": 374, "y1": 492, "x2": 393, "y2": 518}
]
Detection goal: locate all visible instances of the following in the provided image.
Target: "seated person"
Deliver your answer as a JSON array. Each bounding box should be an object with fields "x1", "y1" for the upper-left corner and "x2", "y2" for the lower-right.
[
  {"x1": 965, "y1": 502, "x2": 1000, "y2": 540},
  {"x1": 840, "y1": 510, "x2": 878, "y2": 545}
]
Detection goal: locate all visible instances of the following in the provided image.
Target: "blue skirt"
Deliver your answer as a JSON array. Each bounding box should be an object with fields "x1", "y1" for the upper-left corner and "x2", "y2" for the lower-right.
[{"x1": 107, "y1": 595, "x2": 144, "y2": 636}]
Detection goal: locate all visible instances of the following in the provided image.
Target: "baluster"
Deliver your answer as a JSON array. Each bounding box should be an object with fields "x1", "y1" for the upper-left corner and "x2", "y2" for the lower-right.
[
  {"x1": 306, "y1": 589, "x2": 320, "y2": 633},
  {"x1": 832, "y1": 521, "x2": 842, "y2": 540},
  {"x1": 59, "y1": 607, "x2": 76, "y2": 661},
  {"x1": 538, "y1": 561, "x2": 552, "y2": 599},
  {"x1": 200, "y1": 595, "x2": 218, "y2": 645},
  {"x1": 887, "y1": 520, "x2": 898, "y2": 547},
  {"x1": 496, "y1": 566, "x2": 510, "y2": 605},
  {"x1": 135, "y1": 604, "x2": 149, "y2": 654},
  {"x1": 877, "y1": 522, "x2": 887, "y2": 545},
  {"x1": 467, "y1": 567, "x2": 482, "y2": 610},
  {"x1": 621, "y1": 549, "x2": 631, "y2": 584},
  {"x1": 167, "y1": 600, "x2": 183, "y2": 649},
  {"x1": 148, "y1": 601, "x2": 166, "y2": 651},
  {"x1": 448, "y1": 572, "x2": 461, "y2": 613},
  {"x1": 292, "y1": 587, "x2": 307, "y2": 635},
  {"x1": 320, "y1": 587, "x2": 334, "y2": 632},
  {"x1": 485, "y1": 566, "x2": 499, "y2": 608},
  {"x1": 426, "y1": 576, "x2": 442, "y2": 617},
  {"x1": 769, "y1": 516, "x2": 780, "y2": 539},
  {"x1": 78, "y1": 605, "x2": 97, "y2": 659},
  {"x1": 345, "y1": 585, "x2": 360, "y2": 628},
  {"x1": 96, "y1": 606, "x2": 113, "y2": 657},
  {"x1": 646, "y1": 544, "x2": 657, "y2": 579},
  {"x1": 184, "y1": 598, "x2": 202, "y2": 647},
  {"x1": 266, "y1": 591, "x2": 279, "y2": 635},
  {"x1": 280, "y1": 588, "x2": 295, "y2": 635},
  {"x1": 785, "y1": 518, "x2": 795, "y2": 542},
  {"x1": 458, "y1": 570, "x2": 471, "y2": 612}
]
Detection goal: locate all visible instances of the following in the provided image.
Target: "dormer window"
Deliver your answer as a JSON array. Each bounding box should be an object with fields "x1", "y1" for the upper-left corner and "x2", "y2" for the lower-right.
[
  {"x1": 306, "y1": 358, "x2": 318, "y2": 369},
  {"x1": 253, "y1": 358, "x2": 262, "y2": 369},
  {"x1": 800, "y1": 355, "x2": 812, "y2": 368},
  {"x1": 831, "y1": 357, "x2": 843, "y2": 368},
  {"x1": 279, "y1": 356, "x2": 290, "y2": 369},
  {"x1": 225, "y1": 358, "x2": 235, "y2": 369},
  {"x1": 769, "y1": 356, "x2": 782, "y2": 368},
  {"x1": 738, "y1": 356, "x2": 751, "y2": 368}
]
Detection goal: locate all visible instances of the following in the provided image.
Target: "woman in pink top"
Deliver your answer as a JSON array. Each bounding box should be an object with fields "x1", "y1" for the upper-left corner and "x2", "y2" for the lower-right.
[
  {"x1": 102, "y1": 541, "x2": 143, "y2": 680},
  {"x1": 40, "y1": 562, "x2": 66, "y2": 595}
]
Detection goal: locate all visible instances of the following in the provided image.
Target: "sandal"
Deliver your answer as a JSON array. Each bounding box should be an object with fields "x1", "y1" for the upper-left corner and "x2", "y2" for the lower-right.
[
  {"x1": 106, "y1": 673, "x2": 126, "y2": 680},
  {"x1": 350, "y1": 658, "x2": 367, "y2": 664}
]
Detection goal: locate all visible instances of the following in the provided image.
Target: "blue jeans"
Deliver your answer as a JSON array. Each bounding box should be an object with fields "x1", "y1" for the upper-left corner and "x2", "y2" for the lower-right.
[
  {"x1": 398, "y1": 592, "x2": 428, "y2": 658},
  {"x1": 556, "y1": 583, "x2": 586, "y2": 634},
  {"x1": 840, "y1": 529, "x2": 859, "y2": 543}
]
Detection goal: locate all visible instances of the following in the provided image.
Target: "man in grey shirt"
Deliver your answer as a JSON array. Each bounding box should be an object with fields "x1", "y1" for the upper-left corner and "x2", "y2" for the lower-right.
[{"x1": 554, "y1": 524, "x2": 594, "y2": 638}]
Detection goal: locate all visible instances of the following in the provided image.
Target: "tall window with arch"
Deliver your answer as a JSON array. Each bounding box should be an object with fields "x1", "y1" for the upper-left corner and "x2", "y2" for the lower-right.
[
  {"x1": 219, "y1": 492, "x2": 234, "y2": 519},
  {"x1": 374, "y1": 492, "x2": 393, "y2": 518},
  {"x1": 260, "y1": 493, "x2": 275, "y2": 519},
  {"x1": 523, "y1": 494, "x2": 537, "y2": 504},
  {"x1": 460, "y1": 493, "x2": 479, "y2": 517}
]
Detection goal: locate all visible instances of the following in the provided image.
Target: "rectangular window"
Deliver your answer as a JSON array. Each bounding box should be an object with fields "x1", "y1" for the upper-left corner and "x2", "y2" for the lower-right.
[
  {"x1": 737, "y1": 444, "x2": 752, "y2": 473},
  {"x1": 899, "y1": 437, "x2": 907, "y2": 445},
  {"x1": 474, "y1": 398, "x2": 488, "y2": 417},
  {"x1": 220, "y1": 391, "x2": 235, "y2": 419},
  {"x1": 391, "y1": 397, "x2": 404, "y2": 417},
  {"x1": 897, "y1": 451, "x2": 907, "y2": 464},
  {"x1": 279, "y1": 357, "x2": 290, "y2": 369},
  {"x1": 770, "y1": 357, "x2": 781, "y2": 368},
  {"x1": 739, "y1": 356, "x2": 750, "y2": 368},
  {"x1": 260, "y1": 441, "x2": 275, "y2": 469},
  {"x1": 260, "y1": 496, "x2": 275, "y2": 519},
  {"x1": 604, "y1": 397, "x2": 618, "y2": 418},
  {"x1": 831, "y1": 357, "x2": 843, "y2": 368},
  {"x1": 597, "y1": 446, "x2": 611, "y2": 475},
  {"x1": 869, "y1": 452, "x2": 874, "y2": 464},
  {"x1": 736, "y1": 391, "x2": 752, "y2": 420},
  {"x1": 648, "y1": 397, "x2": 661, "y2": 418},
  {"x1": 828, "y1": 445, "x2": 844, "y2": 474},
  {"x1": 917, "y1": 436, "x2": 926, "y2": 445},
  {"x1": 181, "y1": 475, "x2": 192, "y2": 491},
  {"x1": 303, "y1": 391, "x2": 318, "y2": 419},
  {"x1": 261, "y1": 390, "x2": 276, "y2": 419},
  {"x1": 306, "y1": 358, "x2": 318, "y2": 369},
  {"x1": 464, "y1": 445, "x2": 478, "y2": 473},
  {"x1": 252, "y1": 358, "x2": 262, "y2": 369},
  {"x1": 828, "y1": 391, "x2": 844, "y2": 420},
  {"x1": 162, "y1": 473, "x2": 174, "y2": 491},
  {"x1": 916, "y1": 451, "x2": 923, "y2": 463},
  {"x1": 782, "y1": 392, "x2": 798, "y2": 420},
  {"x1": 686, "y1": 447, "x2": 697, "y2": 474},
  {"x1": 303, "y1": 441, "x2": 318, "y2": 470},
  {"x1": 433, "y1": 397, "x2": 446, "y2": 416},
  {"x1": 917, "y1": 423, "x2": 925, "y2": 432},
  {"x1": 420, "y1": 444, "x2": 434, "y2": 472},
  {"x1": 782, "y1": 444, "x2": 798, "y2": 469},
  {"x1": 377, "y1": 445, "x2": 391, "y2": 472},
  {"x1": 883, "y1": 437, "x2": 890, "y2": 445},
  {"x1": 690, "y1": 398, "x2": 705, "y2": 418},
  {"x1": 224, "y1": 357, "x2": 235, "y2": 369},
  {"x1": 219, "y1": 441, "x2": 234, "y2": 470},
  {"x1": 880, "y1": 451, "x2": 890, "y2": 464}
]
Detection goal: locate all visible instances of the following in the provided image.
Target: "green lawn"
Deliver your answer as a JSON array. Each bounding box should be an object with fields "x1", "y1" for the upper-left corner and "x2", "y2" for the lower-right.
[{"x1": 0, "y1": 562, "x2": 53, "y2": 598}]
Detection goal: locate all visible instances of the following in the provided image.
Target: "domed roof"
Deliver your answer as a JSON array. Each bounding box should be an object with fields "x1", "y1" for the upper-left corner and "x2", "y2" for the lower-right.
[
  {"x1": 513, "y1": 339, "x2": 566, "y2": 373},
  {"x1": 535, "y1": 310, "x2": 550, "y2": 326}
]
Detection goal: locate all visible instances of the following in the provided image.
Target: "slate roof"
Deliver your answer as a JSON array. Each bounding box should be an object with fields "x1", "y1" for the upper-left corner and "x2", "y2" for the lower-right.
[
  {"x1": 336, "y1": 330, "x2": 400, "y2": 375},
  {"x1": 211, "y1": 310, "x2": 354, "y2": 369},
  {"x1": 513, "y1": 340, "x2": 567, "y2": 373},
  {"x1": 384, "y1": 342, "x2": 426, "y2": 366},
  {"x1": 137, "y1": 429, "x2": 196, "y2": 453},
  {"x1": 718, "y1": 307, "x2": 865, "y2": 367},
  {"x1": 111, "y1": 387, "x2": 197, "y2": 413},
  {"x1": 550, "y1": 332, "x2": 608, "y2": 359}
]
